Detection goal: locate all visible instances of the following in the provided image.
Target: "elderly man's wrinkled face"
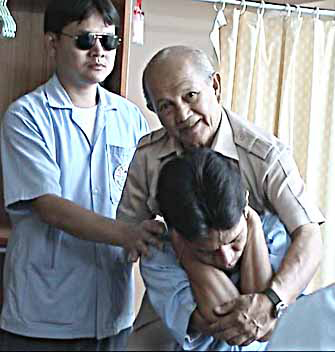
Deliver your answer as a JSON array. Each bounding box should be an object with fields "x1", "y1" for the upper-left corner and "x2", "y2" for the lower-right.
[{"x1": 145, "y1": 58, "x2": 222, "y2": 149}]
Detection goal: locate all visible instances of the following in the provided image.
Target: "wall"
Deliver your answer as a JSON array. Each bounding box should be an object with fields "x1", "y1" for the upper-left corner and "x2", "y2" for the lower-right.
[{"x1": 127, "y1": 0, "x2": 217, "y2": 129}]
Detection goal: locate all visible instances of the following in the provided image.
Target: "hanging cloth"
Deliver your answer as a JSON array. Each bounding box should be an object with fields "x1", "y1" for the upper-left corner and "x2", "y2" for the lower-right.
[{"x1": 132, "y1": 0, "x2": 145, "y2": 45}]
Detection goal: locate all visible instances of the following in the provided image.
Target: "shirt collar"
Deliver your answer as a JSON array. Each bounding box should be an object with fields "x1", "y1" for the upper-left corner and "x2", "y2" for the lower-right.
[
  {"x1": 45, "y1": 74, "x2": 73, "y2": 109},
  {"x1": 156, "y1": 131, "x2": 182, "y2": 160},
  {"x1": 45, "y1": 73, "x2": 116, "y2": 112},
  {"x1": 211, "y1": 109, "x2": 239, "y2": 161}
]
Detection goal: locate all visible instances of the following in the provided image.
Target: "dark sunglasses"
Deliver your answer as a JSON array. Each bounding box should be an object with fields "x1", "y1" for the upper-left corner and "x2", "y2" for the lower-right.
[{"x1": 60, "y1": 32, "x2": 121, "y2": 51}]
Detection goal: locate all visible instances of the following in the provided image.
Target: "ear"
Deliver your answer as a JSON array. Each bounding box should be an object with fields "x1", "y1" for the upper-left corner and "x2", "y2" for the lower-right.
[
  {"x1": 44, "y1": 32, "x2": 59, "y2": 58},
  {"x1": 212, "y1": 72, "x2": 221, "y2": 103}
]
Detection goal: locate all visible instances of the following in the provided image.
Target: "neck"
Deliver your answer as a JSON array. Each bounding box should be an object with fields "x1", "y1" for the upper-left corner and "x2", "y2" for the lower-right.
[
  {"x1": 67, "y1": 86, "x2": 98, "y2": 108},
  {"x1": 57, "y1": 73, "x2": 98, "y2": 108}
]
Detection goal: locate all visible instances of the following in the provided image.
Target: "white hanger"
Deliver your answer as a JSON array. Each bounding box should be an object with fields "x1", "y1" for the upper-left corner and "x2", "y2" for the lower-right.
[{"x1": 0, "y1": 0, "x2": 17, "y2": 39}]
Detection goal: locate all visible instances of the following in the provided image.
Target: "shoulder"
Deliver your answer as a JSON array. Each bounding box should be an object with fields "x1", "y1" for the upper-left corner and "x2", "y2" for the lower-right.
[
  {"x1": 226, "y1": 109, "x2": 287, "y2": 161},
  {"x1": 100, "y1": 88, "x2": 149, "y2": 139},
  {"x1": 137, "y1": 128, "x2": 168, "y2": 149},
  {"x1": 3, "y1": 84, "x2": 47, "y2": 124},
  {"x1": 141, "y1": 242, "x2": 178, "y2": 268},
  {"x1": 9, "y1": 83, "x2": 46, "y2": 109},
  {"x1": 99, "y1": 86, "x2": 142, "y2": 114}
]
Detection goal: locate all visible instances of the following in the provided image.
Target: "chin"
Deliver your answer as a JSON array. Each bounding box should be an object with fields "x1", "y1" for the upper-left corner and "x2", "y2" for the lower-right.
[
  {"x1": 182, "y1": 137, "x2": 208, "y2": 149},
  {"x1": 86, "y1": 71, "x2": 111, "y2": 84}
]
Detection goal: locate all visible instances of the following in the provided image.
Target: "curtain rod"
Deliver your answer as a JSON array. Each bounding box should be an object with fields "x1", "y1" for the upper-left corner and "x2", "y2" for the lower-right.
[{"x1": 192, "y1": 0, "x2": 335, "y2": 18}]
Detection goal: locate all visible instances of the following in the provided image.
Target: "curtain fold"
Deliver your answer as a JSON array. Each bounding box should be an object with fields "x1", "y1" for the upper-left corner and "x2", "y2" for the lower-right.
[{"x1": 212, "y1": 6, "x2": 335, "y2": 291}]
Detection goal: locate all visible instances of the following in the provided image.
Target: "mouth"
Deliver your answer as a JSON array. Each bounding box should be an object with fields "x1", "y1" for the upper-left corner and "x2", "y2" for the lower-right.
[
  {"x1": 89, "y1": 60, "x2": 106, "y2": 69},
  {"x1": 223, "y1": 263, "x2": 238, "y2": 273},
  {"x1": 177, "y1": 116, "x2": 201, "y2": 131}
]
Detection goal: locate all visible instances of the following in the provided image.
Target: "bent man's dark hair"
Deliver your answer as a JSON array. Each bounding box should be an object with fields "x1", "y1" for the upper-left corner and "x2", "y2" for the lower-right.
[
  {"x1": 157, "y1": 148, "x2": 246, "y2": 241},
  {"x1": 44, "y1": 0, "x2": 120, "y2": 34}
]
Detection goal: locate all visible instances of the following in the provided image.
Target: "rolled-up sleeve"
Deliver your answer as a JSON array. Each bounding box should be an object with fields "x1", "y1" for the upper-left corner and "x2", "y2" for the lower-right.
[{"x1": 264, "y1": 148, "x2": 325, "y2": 234}]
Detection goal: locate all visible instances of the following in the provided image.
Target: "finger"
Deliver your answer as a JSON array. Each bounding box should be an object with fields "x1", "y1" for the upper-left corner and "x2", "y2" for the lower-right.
[
  {"x1": 135, "y1": 240, "x2": 151, "y2": 257},
  {"x1": 227, "y1": 335, "x2": 255, "y2": 347},
  {"x1": 142, "y1": 219, "x2": 166, "y2": 235},
  {"x1": 213, "y1": 329, "x2": 253, "y2": 346},
  {"x1": 141, "y1": 221, "x2": 166, "y2": 249},
  {"x1": 207, "y1": 316, "x2": 236, "y2": 335},
  {"x1": 139, "y1": 233, "x2": 163, "y2": 251},
  {"x1": 212, "y1": 327, "x2": 236, "y2": 342},
  {"x1": 127, "y1": 249, "x2": 139, "y2": 262},
  {"x1": 213, "y1": 324, "x2": 248, "y2": 342},
  {"x1": 240, "y1": 337, "x2": 256, "y2": 347},
  {"x1": 213, "y1": 300, "x2": 237, "y2": 316}
]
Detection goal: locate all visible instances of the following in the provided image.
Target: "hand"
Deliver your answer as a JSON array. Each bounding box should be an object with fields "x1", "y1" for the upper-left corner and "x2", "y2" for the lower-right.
[
  {"x1": 206, "y1": 293, "x2": 276, "y2": 346},
  {"x1": 171, "y1": 230, "x2": 187, "y2": 262},
  {"x1": 123, "y1": 219, "x2": 165, "y2": 262}
]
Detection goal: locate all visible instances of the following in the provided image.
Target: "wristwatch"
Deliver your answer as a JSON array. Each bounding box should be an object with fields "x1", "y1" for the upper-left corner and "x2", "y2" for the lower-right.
[{"x1": 262, "y1": 288, "x2": 288, "y2": 319}]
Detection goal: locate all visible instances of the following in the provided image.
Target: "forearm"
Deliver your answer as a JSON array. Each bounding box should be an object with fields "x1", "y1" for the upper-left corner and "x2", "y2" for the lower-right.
[
  {"x1": 30, "y1": 194, "x2": 129, "y2": 245},
  {"x1": 269, "y1": 223, "x2": 322, "y2": 303},
  {"x1": 190, "y1": 264, "x2": 239, "y2": 324},
  {"x1": 178, "y1": 247, "x2": 239, "y2": 327},
  {"x1": 240, "y1": 210, "x2": 272, "y2": 293}
]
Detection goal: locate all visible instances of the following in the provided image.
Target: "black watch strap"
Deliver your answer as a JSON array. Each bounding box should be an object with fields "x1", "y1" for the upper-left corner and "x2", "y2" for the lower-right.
[
  {"x1": 262, "y1": 288, "x2": 287, "y2": 318},
  {"x1": 263, "y1": 288, "x2": 281, "y2": 306}
]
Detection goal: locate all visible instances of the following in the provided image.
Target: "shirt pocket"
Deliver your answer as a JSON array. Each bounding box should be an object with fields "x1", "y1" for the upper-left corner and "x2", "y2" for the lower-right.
[
  {"x1": 23, "y1": 264, "x2": 78, "y2": 324},
  {"x1": 106, "y1": 145, "x2": 136, "y2": 204}
]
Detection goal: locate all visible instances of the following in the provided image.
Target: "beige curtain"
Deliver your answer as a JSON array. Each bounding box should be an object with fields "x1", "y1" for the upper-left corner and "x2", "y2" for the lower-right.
[{"x1": 212, "y1": 5, "x2": 335, "y2": 292}]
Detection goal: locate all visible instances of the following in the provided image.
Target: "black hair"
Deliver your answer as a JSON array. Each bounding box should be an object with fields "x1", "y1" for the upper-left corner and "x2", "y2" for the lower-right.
[
  {"x1": 157, "y1": 148, "x2": 246, "y2": 241},
  {"x1": 44, "y1": 0, "x2": 120, "y2": 34}
]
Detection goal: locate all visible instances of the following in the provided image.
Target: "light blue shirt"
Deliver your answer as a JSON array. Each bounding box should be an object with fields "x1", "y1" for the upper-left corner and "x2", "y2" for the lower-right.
[
  {"x1": 268, "y1": 283, "x2": 335, "y2": 351},
  {"x1": 141, "y1": 213, "x2": 291, "y2": 351},
  {"x1": 0, "y1": 74, "x2": 149, "y2": 339}
]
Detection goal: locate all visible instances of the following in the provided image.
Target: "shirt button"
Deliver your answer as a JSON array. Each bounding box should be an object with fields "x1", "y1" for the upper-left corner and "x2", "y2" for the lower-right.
[{"x1": 93, "y1": 188, "x2": 99, "y2": 194}]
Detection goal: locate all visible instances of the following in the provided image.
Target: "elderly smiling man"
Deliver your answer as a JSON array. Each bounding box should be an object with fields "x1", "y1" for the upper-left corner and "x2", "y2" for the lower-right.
[{"x1": 117, "y1": 45, "x2": 325, "y2": 350}]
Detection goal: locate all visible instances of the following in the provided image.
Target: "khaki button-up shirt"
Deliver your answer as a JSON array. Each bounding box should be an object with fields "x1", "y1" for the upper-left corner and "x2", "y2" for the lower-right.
[{"x1": 117, "y1": 108, "x2": 324, "y2": 234}]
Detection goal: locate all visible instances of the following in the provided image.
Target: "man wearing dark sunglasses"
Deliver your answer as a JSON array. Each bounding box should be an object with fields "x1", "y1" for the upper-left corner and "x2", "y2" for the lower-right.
[{"x1": 0, "y1": 0, "x2": 164, "y2": 351}]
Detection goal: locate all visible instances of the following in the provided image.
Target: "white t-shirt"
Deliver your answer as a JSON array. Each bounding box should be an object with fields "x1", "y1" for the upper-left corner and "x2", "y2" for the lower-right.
[{"x1": 74, "y1": 105, "x2": 98, "y2": 143}]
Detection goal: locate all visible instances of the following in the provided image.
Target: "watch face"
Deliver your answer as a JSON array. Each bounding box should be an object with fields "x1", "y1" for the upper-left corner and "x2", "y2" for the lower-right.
[{"x1": 275, "y1": 301, "x2": 288, "y2": 318}]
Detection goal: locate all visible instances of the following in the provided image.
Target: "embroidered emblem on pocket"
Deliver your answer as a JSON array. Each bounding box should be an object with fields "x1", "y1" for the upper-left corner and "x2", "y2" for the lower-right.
[{"x1": 114, "y1": 164, "x2": 128, "y2": 191}]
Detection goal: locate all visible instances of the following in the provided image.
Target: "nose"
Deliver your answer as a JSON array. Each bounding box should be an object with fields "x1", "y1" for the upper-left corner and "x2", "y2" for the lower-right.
[
  {"x1": 175, "y1": 101, "x2": 190, "y2": 124},
  {"x1": 219, "y1": 245, "x2": 235, "y2": 268},
  {"x1": 90, "y1": 38, "x2": 105, "y2": 57}
]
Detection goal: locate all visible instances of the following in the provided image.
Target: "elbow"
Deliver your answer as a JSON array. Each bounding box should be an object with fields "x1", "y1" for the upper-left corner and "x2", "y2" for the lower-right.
[
  {"x1": 292, "y1": 222, "x2": 323, "y2": 265},
  {"x1": 30, "y1": 194, "x2": 60, "y2": 226}
]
